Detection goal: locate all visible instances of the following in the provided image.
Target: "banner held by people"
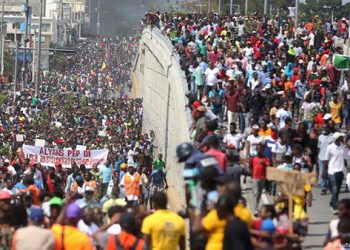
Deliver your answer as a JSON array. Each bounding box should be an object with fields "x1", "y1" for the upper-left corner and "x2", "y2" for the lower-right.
[{"x1": 23, "y1": 145, "x2": 109, "y2": 168}]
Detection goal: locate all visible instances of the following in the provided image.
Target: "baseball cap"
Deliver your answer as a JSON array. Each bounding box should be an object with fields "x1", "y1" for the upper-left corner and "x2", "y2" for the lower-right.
[
  {"x1": 333, "y1": 132, "x2": 346, "y2": 140},
  {"x1": 49, "y1": 197, "x2": 63, "y2": 207},
  {"x1": 66, "y1": 203, "x2": 82, "y2": 220},
  {"x1": 84, "y1": 185, "x2": 95, "y2": 192},
  {"x1": 102, "y1": 199, "x2": 127, "y2": 213},
  {"x1": 29, "y1": 207, "x2": 44, "y2": 221},
  {"x1": 252, "y1": 124, "x2": 260, "y2": 130},
  {"x1": 120, "y1": 163, "x2": 127, "y2": 170},
  {"x1": 0, "y1": 190, "x2": 11, "y2": 200},
  {"x1": 323, "y1": 114, "x2": 332, "y2": 120}
]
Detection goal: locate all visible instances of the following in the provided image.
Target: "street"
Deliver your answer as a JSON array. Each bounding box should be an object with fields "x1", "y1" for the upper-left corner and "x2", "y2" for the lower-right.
[{"x1": 244, "y1": 178, "x2": 349, "y2": 249}]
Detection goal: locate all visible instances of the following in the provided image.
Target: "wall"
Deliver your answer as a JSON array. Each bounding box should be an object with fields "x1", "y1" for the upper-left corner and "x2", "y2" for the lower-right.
[{"x1": 133, "y1": 27, "x2": 191, "y2": 210}]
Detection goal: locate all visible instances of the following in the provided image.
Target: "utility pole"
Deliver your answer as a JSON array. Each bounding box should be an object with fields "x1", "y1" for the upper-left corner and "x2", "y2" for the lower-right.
[
  {"x1": 35, "y1": 0, "x2": 42, "y2": 97},
  {"x1": 97, "y1": 0, "x2": 100, "y2": 35},
  {"x1": 295, "y1": 0, "x2": 299, "y2": 28},
  {"x1": 32, "y1": 30, "x2": 36, "y2": 82},
  {"x1": 230, "y1": 0, "x2": 233, "y2": 14},
  {"x1": 245, "y1": 0, "x2": 248, "y2": 15},
  {"x1": 14, "y1": 23, "x2": 18, "y2": 100},
  {"x1": 218, "y1": 0, "x2": 221, "y2": 13},
  {"x1": 264, "y1": 0, "x2": 267, "y2": 15},
  {"x1": 208, "y1": 0, "x2": 210, "y2": 14},
  {"x1": 0, "y1": 1, "x2": 4, "y2": 76},
  {"x1": 22, "y1": 0, "x2": 30, "y2": 89}
]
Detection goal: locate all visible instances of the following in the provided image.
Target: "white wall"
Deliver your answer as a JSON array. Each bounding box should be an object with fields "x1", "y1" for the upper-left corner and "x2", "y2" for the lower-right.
[{"x1": 134, "y1": 27, "x2": 192, "y2": 210}]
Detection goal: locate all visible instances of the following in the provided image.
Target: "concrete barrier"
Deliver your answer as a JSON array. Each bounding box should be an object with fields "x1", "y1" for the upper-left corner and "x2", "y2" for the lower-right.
[{"x1": 133, "y1": 27, "x2": 191, "y2": 210}]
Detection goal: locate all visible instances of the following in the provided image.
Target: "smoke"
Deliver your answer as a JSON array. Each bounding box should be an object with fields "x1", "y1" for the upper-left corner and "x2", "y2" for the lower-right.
[{"x1": 99, "y1": 0, "x2": 178, "y2": 36}]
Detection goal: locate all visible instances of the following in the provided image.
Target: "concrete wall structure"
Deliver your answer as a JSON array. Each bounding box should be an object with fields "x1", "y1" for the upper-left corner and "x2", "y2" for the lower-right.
[{"x1": 133, "y1": 27, "x2": 191, "y2": 210}]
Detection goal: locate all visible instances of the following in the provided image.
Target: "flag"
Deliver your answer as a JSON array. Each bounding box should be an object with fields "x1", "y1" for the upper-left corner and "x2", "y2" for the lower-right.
[
  {"x1": 333, "y1": 54, "x2": 350, "y2": 70},
  {"x1": 101, "y1": 62, "x2": 107, "y2": 70}
]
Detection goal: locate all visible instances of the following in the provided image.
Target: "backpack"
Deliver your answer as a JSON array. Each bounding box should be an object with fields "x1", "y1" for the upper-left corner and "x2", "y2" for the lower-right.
[
  {"x1": 212, "y1": 91, "x2": 223, "y2": 108},
  {"x1": 115, "y1": 235, "x2": 140, "y2": 250}
]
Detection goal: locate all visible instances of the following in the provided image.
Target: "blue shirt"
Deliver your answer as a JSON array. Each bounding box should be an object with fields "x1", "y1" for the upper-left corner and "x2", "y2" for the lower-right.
[
  {"x1": 150, "y1": 170, "x2": 165, "y2": 186},
  {"x1": 264, "y1": 137, "x2": 276, "y2": 162},
  {"x1": 99, "y1": 165, "x2": 112, "y2": 184}
]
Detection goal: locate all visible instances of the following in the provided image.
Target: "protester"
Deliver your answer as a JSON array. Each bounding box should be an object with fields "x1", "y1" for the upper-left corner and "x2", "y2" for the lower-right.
[{"x1": 12, "y1": 207, "x2": 55, "y2": 250}]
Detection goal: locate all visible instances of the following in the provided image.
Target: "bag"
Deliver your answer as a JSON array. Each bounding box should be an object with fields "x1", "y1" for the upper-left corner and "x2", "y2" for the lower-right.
[
  {"x1": 115, "y1": 235, "x2": 140, "y2": 250},
  {"x1": 212, "y1": 92, "x2": 223, "y2": 108}
]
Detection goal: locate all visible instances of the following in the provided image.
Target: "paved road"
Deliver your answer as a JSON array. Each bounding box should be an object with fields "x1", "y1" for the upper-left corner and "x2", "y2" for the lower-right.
[
  {"x1": 243, "y1": 178, "x2": 348, "y2": 249},
  {"x1": 303, "y1": 185, "x2": 348, "y2": 249}
]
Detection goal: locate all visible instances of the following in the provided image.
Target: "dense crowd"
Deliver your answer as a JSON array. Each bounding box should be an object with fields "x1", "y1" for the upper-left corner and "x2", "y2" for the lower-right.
[
  {"x1": 144, "y1": 11, "x2": 350, "y2": 249},
  {"x1": 0, "y1": 37, "x2": 179, "y2": 250},
  {"x1": 1, "y1": 9, "x2": 350, "y2": 250}
]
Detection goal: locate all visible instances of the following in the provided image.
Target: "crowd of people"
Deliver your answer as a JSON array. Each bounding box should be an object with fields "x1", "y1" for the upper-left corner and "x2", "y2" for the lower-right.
[
  {"x1": 0, "y1": 36, "x2": 182, "y2": 250},
  {"x1": 1, "y1": 8, "x2": 350, "y2": 250},
  {"x1": 144, "y1": 10, "x2": 350, "y2": 249}
]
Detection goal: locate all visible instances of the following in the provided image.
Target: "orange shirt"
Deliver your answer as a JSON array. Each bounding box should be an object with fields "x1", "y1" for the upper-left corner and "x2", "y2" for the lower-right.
[
  {"x1": 305, "y1": 22, "x2": 314, "y2": 31},
  {"x1": 51, "y1": 224, "x2": 93, "y2": 250},
  {"x1": 72, "y1": 180, "x2": 97, "y2": 192},
  {"x1": 258, "y1": 128, "x2": 272, "y2": 138},
  {"x1": 106, "y1": 231, "x2": 145, "y2": 250},
  {"x1": 27, "y1": 185, "x2": 40, "y2": 206}
]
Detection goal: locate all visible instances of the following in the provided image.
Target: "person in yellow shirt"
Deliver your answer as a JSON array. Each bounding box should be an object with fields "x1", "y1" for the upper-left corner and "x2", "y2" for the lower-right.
[
  {"x1": 141, "y1": 192, "x2": 185, "y2": 250},
  {"x1": 258, "y1": 119, "x2": 272, "y2": 139},
  {"x1": 328, "y1": 93, "x2": 342, "y2": 127}
]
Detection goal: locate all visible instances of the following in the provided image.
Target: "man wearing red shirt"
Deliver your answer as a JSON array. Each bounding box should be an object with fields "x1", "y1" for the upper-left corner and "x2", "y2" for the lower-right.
[
  {"x1": 204, "y1": 135, "x2": 227, "y2": 173},
  {"x1": 249, "y1": 143, "x2": 271, "y2": 215}
]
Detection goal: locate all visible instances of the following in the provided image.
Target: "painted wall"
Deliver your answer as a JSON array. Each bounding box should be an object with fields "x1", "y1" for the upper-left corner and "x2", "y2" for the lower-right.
[{"x1": 133, "y1": 27, "x2": 191, "y2": 210}]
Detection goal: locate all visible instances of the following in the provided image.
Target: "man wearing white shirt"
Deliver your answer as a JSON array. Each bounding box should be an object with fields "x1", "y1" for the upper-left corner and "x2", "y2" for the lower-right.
[
  {"x1": 223, "y1": 122, "x2": 243, "y2": 150},
  {"x1": 24, "y1": 163, "x2": 44, "y2": 189},
  {"x1": 324, "y1": 132, "x2": 349, "y2": 213},
  {"x1": 318, "y1": 125, "x2": 334, "y2": 194},
  {"x1": 119, "y1": 163, "x2": 142, "y2": 206},
  {"x1": 78, "y1": 207, "x2": 99, "y2": 247},
  {"x1": 275, "y1": 101, "x2": 292, "y2": 129},
  {"x1": 204, "y1": 62, "x2": 219, "y2": 90}
]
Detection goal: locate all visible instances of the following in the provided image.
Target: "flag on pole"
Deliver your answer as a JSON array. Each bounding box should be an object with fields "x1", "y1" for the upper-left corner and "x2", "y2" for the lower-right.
[
  {"x1": 101, "y1": 62, "x2": 107, "y2": 70},
  {"x1": 333, "y1": 54, "x2": 350, "y2": 70}
]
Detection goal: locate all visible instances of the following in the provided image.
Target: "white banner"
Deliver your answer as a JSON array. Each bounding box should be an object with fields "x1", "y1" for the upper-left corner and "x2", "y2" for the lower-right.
[{"x1": 22, "y1": 145, "x2": 109, "y2": 168}]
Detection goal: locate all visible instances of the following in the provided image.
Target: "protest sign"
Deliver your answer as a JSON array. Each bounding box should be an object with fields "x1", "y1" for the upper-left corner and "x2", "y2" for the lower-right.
[
  {"x1": 35, "y1": 139, "x2": 46, "y2": 147},
  {"x1": 16, "y1": 134, "x2": 24, "y2": 142},
  {"x1": 23, "y1": 145, "x2": 109, "y2": 168}
]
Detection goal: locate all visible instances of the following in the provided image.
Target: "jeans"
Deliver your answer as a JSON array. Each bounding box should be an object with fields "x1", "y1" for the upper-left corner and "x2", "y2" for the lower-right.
[
  {"x1": 318, "y1": 160, "x2": 328, "y2": 191},
  {"x1": 252, "y1": 179, "x2": 266, "y2": 212},
  {"x1": 227, "y1": 111, "x2": 239, "y2": 126},
  {"x1": 328, "y1": 172, "x2": 344, "y2": 209},
  {"x1": 239, "y1": 112, "x2": 250, "y2": 133}
]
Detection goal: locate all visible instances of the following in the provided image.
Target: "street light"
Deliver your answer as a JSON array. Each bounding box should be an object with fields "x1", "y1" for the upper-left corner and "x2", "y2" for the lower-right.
[{"x1": 35, "y1": 0, "x2": 42, "y2": 97}]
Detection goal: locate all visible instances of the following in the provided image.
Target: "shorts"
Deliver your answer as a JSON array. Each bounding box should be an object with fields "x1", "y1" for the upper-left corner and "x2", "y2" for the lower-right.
[{"x1": 150, "y1": 185, "x2": 164, "y2": 197}]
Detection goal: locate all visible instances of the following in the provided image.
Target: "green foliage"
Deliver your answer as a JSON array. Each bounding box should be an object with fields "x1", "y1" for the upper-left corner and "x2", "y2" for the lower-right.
[
  {"x1": 49, "y1": 51, "x2": 68, "y2": 71},
  {"x1": 300, "y1": 0, "x2": 340, "y2": 18},
  {"x1": 0, "y1": 142, "x2": 10, "y2": 156},
  {"x1": 0, "y1": 92, "x2": 9, "y2": 104}
]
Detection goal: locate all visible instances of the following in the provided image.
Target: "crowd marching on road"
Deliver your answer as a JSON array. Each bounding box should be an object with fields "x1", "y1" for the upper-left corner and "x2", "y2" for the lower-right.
[
  {"x1": 144, "y1": 11, "x2": 350, "y2": 250},
  {"x1": 0, "y1": 9, "x2": 350, "y2": 250}
]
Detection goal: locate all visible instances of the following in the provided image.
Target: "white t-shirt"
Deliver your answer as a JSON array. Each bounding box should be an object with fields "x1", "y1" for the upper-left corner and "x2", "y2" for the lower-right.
[
  {"x1": 272, "y1": 142, "x2": 292, "y2": 162},
  {"x1": 325, "y1": 143, "x2": 346, "y2": 175},
  {"x1": 276, "y1": 108, "x2": 292, "y2": 129},
  {"x1": 246, "y1": 135, "x2": 263, "y2": 157},
  {"x1": 106, "y1": 224, "x2": 121, "y2": 235},
  {"x1": 223, "y1": 133, "x2": 243, "y2": 150},
  {"x1": 205, "y1": 68, "x2": 219, "y2": 86},
  {"x1": 318, "y1": 134, "x2": 334, "y2": 161},
  {"x1": 77, "y1": 220, "x2": 99, "y2": 245}
]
